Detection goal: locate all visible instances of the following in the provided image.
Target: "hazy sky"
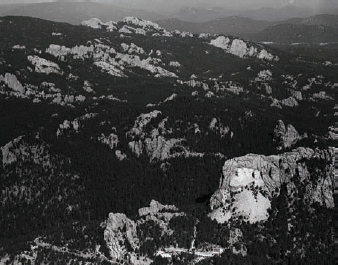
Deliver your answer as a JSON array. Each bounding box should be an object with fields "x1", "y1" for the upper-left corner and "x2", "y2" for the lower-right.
[{"x1": 1, "y1": 0, "x2": 336, "y2": 11}]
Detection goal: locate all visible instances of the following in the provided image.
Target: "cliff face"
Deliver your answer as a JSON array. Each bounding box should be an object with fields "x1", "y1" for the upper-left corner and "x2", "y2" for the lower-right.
[
  {"x1": 103, "y1": 200, "x2": 186, "y2": 263},
  {"x1": 103, "y1": 213, "x2": 139, "y2": 260},
  {"x1": 273, "y1": 120, "x2": 300, "y2": 149},
  {"x1": 209, "y1": 147, "x2": 334, "y2": 224}
]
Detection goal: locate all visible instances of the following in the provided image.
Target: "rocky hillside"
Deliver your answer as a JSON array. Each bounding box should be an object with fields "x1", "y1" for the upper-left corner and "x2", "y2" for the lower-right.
[{"x1": 0, "y1": 16, "x2": 335, "y2": 264}]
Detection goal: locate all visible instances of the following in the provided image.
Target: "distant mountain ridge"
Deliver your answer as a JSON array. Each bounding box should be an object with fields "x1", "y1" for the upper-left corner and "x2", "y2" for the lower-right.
[
  {"x1": 0, "y1": 2, "x2": 165, "y2": 25},
  {"x1": 0, "y1": 2, "x2": 337, "y2": 25},
  {"x1": 157, "y1": 14, "x2": 338, "y2": 44}
]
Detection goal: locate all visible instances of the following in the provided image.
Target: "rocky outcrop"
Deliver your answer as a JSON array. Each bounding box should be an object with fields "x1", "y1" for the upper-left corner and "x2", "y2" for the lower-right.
[
  {"x1": 209, "y1": 36, "x2": 278, "y2": 61},
  {"x1": 209, "y1": 118, "x2": 230, "y2": 138},
  {"x1": 209, "y1": 147, "x2": 334, "y2": 224},
  {"x1": 127, "y1": 111, "x2": 202, "y2": 161},
  {"x1": 115, "y1": 150, "x2": 127, "y2": 161},
  {"x1": 1, "y1": 136, "x2": 24, "y2": 167},
  {"x1": 273, "y1": 120, "x2": 300, "y2": 149},
  {"x1": 104, "y1": 213, "x2": 139, "y2": 260},
  {"x1": 98, "y1": 133, "x2": 119, "y2": 149},
  {"x1": 255, "y1": 70, "x2": 272, "y2": 82},
  {"x1": 104, "y1": 201, "x2": 184, "y2": 262},
  {"x1": 281, "y1": 97, "x2": 298, "y2": 107},
  {"x1": 0, "y1": 73, "x2": 25, "y2": 94},
  {"x1": 27, "y1": 55, "x2": 63, "y2": 75},
  {"x1": 138, "y1": 199, "x2": 178, "y2": 217},
  {"x1": 127, "y1": 110, "x2": 162, "y2": 139},
  {"x1": 144, "y1": 136, "x2": 183, "y2": 161},
  {"x1": 311, "y1": 91, "x2": 334, "y2": 101},
  {"x1": 56, "y1": 113, "x2": 98, "y2": 137},
  {"x1": 81, "y1": 17, "x2": 103, "y2": 29}
]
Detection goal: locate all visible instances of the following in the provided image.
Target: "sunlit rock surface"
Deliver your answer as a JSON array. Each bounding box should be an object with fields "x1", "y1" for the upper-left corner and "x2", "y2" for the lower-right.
[
  {"x1": 209, "y1": 147, "x2": 334, "y2": 224},
  {"x1": 273, "y1": 120, "x2": 300, "y2": 149},
  {"x1": 0, "y1": 73, "x2": 25, "y2": 94},
  {"x1": 104, "y1": 213, "x2": 139, "y2": 260},
  {"x1": 27, "y1": 55, "x2": 63, "y2": 75},
  {"x1": 138, "y1": 199, "x2": 178, "y2": 216},
  {"x1": 209, "y1": 36, "x2": 278, "y2": 61}
]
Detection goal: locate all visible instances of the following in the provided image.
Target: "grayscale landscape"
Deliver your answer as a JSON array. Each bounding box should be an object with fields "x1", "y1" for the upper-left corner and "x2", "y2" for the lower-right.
[{"x1": 0, "y1": 0, "x2": 336, "y2": 264}]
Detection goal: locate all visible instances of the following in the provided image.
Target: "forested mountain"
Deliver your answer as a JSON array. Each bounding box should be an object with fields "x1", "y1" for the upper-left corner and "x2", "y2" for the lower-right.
[
  {"x1": 157, "y1": 14, "x2": 338, "y2": 44},
  {"x1": 0, "y1": 2, "x2": 164, "y2": 25},
  {"x1": 0, "y1": 16, "x2": 335, "y2": 264}
]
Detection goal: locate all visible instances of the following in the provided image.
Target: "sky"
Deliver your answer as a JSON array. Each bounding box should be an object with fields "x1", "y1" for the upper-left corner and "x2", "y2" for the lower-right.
[{"x1": 0, "y1": 0, "x2": 336, "y2": 11}]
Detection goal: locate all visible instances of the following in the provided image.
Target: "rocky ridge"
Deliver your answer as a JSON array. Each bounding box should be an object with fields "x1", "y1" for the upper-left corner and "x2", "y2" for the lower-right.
[
  {"x1": 126, "y1": 110, "x2": 204, "y2": 161},
  {"x1": 209, "y1": 147, "x2": 334, "y2": 224}
]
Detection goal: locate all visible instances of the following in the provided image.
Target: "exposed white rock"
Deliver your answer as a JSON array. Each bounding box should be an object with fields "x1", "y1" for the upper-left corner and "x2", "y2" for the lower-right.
[
  {"x1": 57, "y1": 113, "x2": 98, "y2": 137},
  {"x1": 270, "y1": 96, "x2": 298, "y2": 109},
  {"x1": 177, "y1": 79, "x2": 209, "y2": 90},
  {"x1": 121, "y1": 43, "x2": 145, "y2": 55},
  {"x1": 67, "y1": 73, "x2": 79, "y2": 80},
  {"x1": 0, "y1": 73, "x2": 25, "y2": 94},
  {"x1": 199, "y1": 33, "x2": 213, "y2": 38},
  {"x1": 209, "y1": 147, "x2": 334, "y2": 224},
  {"x1": 81, "y1": 18, "x2": 103, "y2": 29},
  {"x1": 255, "y1": 70, "x2": 272, "y2": 82},
  {"x1": 1, "y1": 136, "x2": 24, "y2": 167},
  {"x1": 105, "y1": 21, "x2": 118, "y2": 32},
  {"x1": 219, "y1": 82, "x2": 244, "y2": 95},
  {"x1": 261, "y1": 83, "x2": 272, "y2": 94},
  {"x1": 323, "y1": 61, "x2": 332, "y2": 66},
  {"x1": 209, "y1": 118, "x2": 230, "y2": 138},
  {"x1": 115, "y1": 53, "x2": 177, "y2": 78},
  {"x1": 209, "y1": 36, "x2": 277, "y2": 60},
  {"x1": 27, "y1": 55, "x2": 63, "y2": 75},
  {"x1": 104, "y1": 213, "x2": 139, "y2": 260},
  {"x1": 0, "y1": 136, "x2": 55, "y2": 172},
  {"x1": 115, "y1": 150, "x2": 127, "y2": 161},
  {"x1": 163, "y1": 93, "x2": 177, "y2": 103},
  {"x1": 270, "y1": 98, "x2": 282, "y2": 109},
  {"x1": 281, "y1": 97, "x2": 298, "y2": 107},
  {"x1": 94, "y1": 61, "x2": 125, "y2": 77},
  {"x1": 290, "y1": 90, "x2": 303, "y2": 100},
  {"x1": 257, "y1": 49, "x2": 277, "y2": 61},
  {"x1": 311, "y1": 91, "x2": 334, "y2": 101},
  {"x1": 12, "y1": 44, "x2": 26, "y2": 49},
  {"x1": 119, "y1": 25, "x2": 133, "y2": 34},
  {"x1": 123, "y1": 17, "x2": 162, "y2": 31},
  {"x1": 138, "y1": 199, "x2": 178, "y2": 216},
  {"x1": 46, "y1": 43, "x2": 116, "y2": 61},
  {"x1": 205, "y1": 91, "x2": 214, "y2": 97},
  {"x1": 144, "y1": 136, "x2": 183, "y2": 161},
  {"x1": 210, "y1": 36, "x2": 230, "y2": 49},
  {"x1": 180, "y1": 31, "x2": 194, "y2": 37},
  {"x1": 127, "y1": 110, "x2": 162, "y2": 139},
  {"x1": 169, "y1": 61, "x2": 181, "y2": 68},
  {"x1": 127, "y1": 111, "x2": 203, "y2": 161},
  {"x1": 129, "y1": 254, "x2": 152, "y2": 265},
  {"x1": 273, "y1": 120, "x2": 300, "y2": 149},
  {"x1": 83, "y1": 80, "x2": 94, "y2": 93},
  {"x1": 229, "y1": 39, "x2": 248, "y2": 58},
  {"x1": 192, "y1": 123, "x2": 201, "y2": 134},
  {"x1": 128, "y1": 140, "x2": 144, "y2": 157},
  {"x1": 98, "y1": 133, "x2": 119, "y2": 149}
]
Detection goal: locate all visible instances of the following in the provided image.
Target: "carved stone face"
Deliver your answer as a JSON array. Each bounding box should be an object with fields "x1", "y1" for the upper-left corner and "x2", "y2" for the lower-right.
[{"x1": 229, "y1": 168, "x2": 263, "y2": 189}]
